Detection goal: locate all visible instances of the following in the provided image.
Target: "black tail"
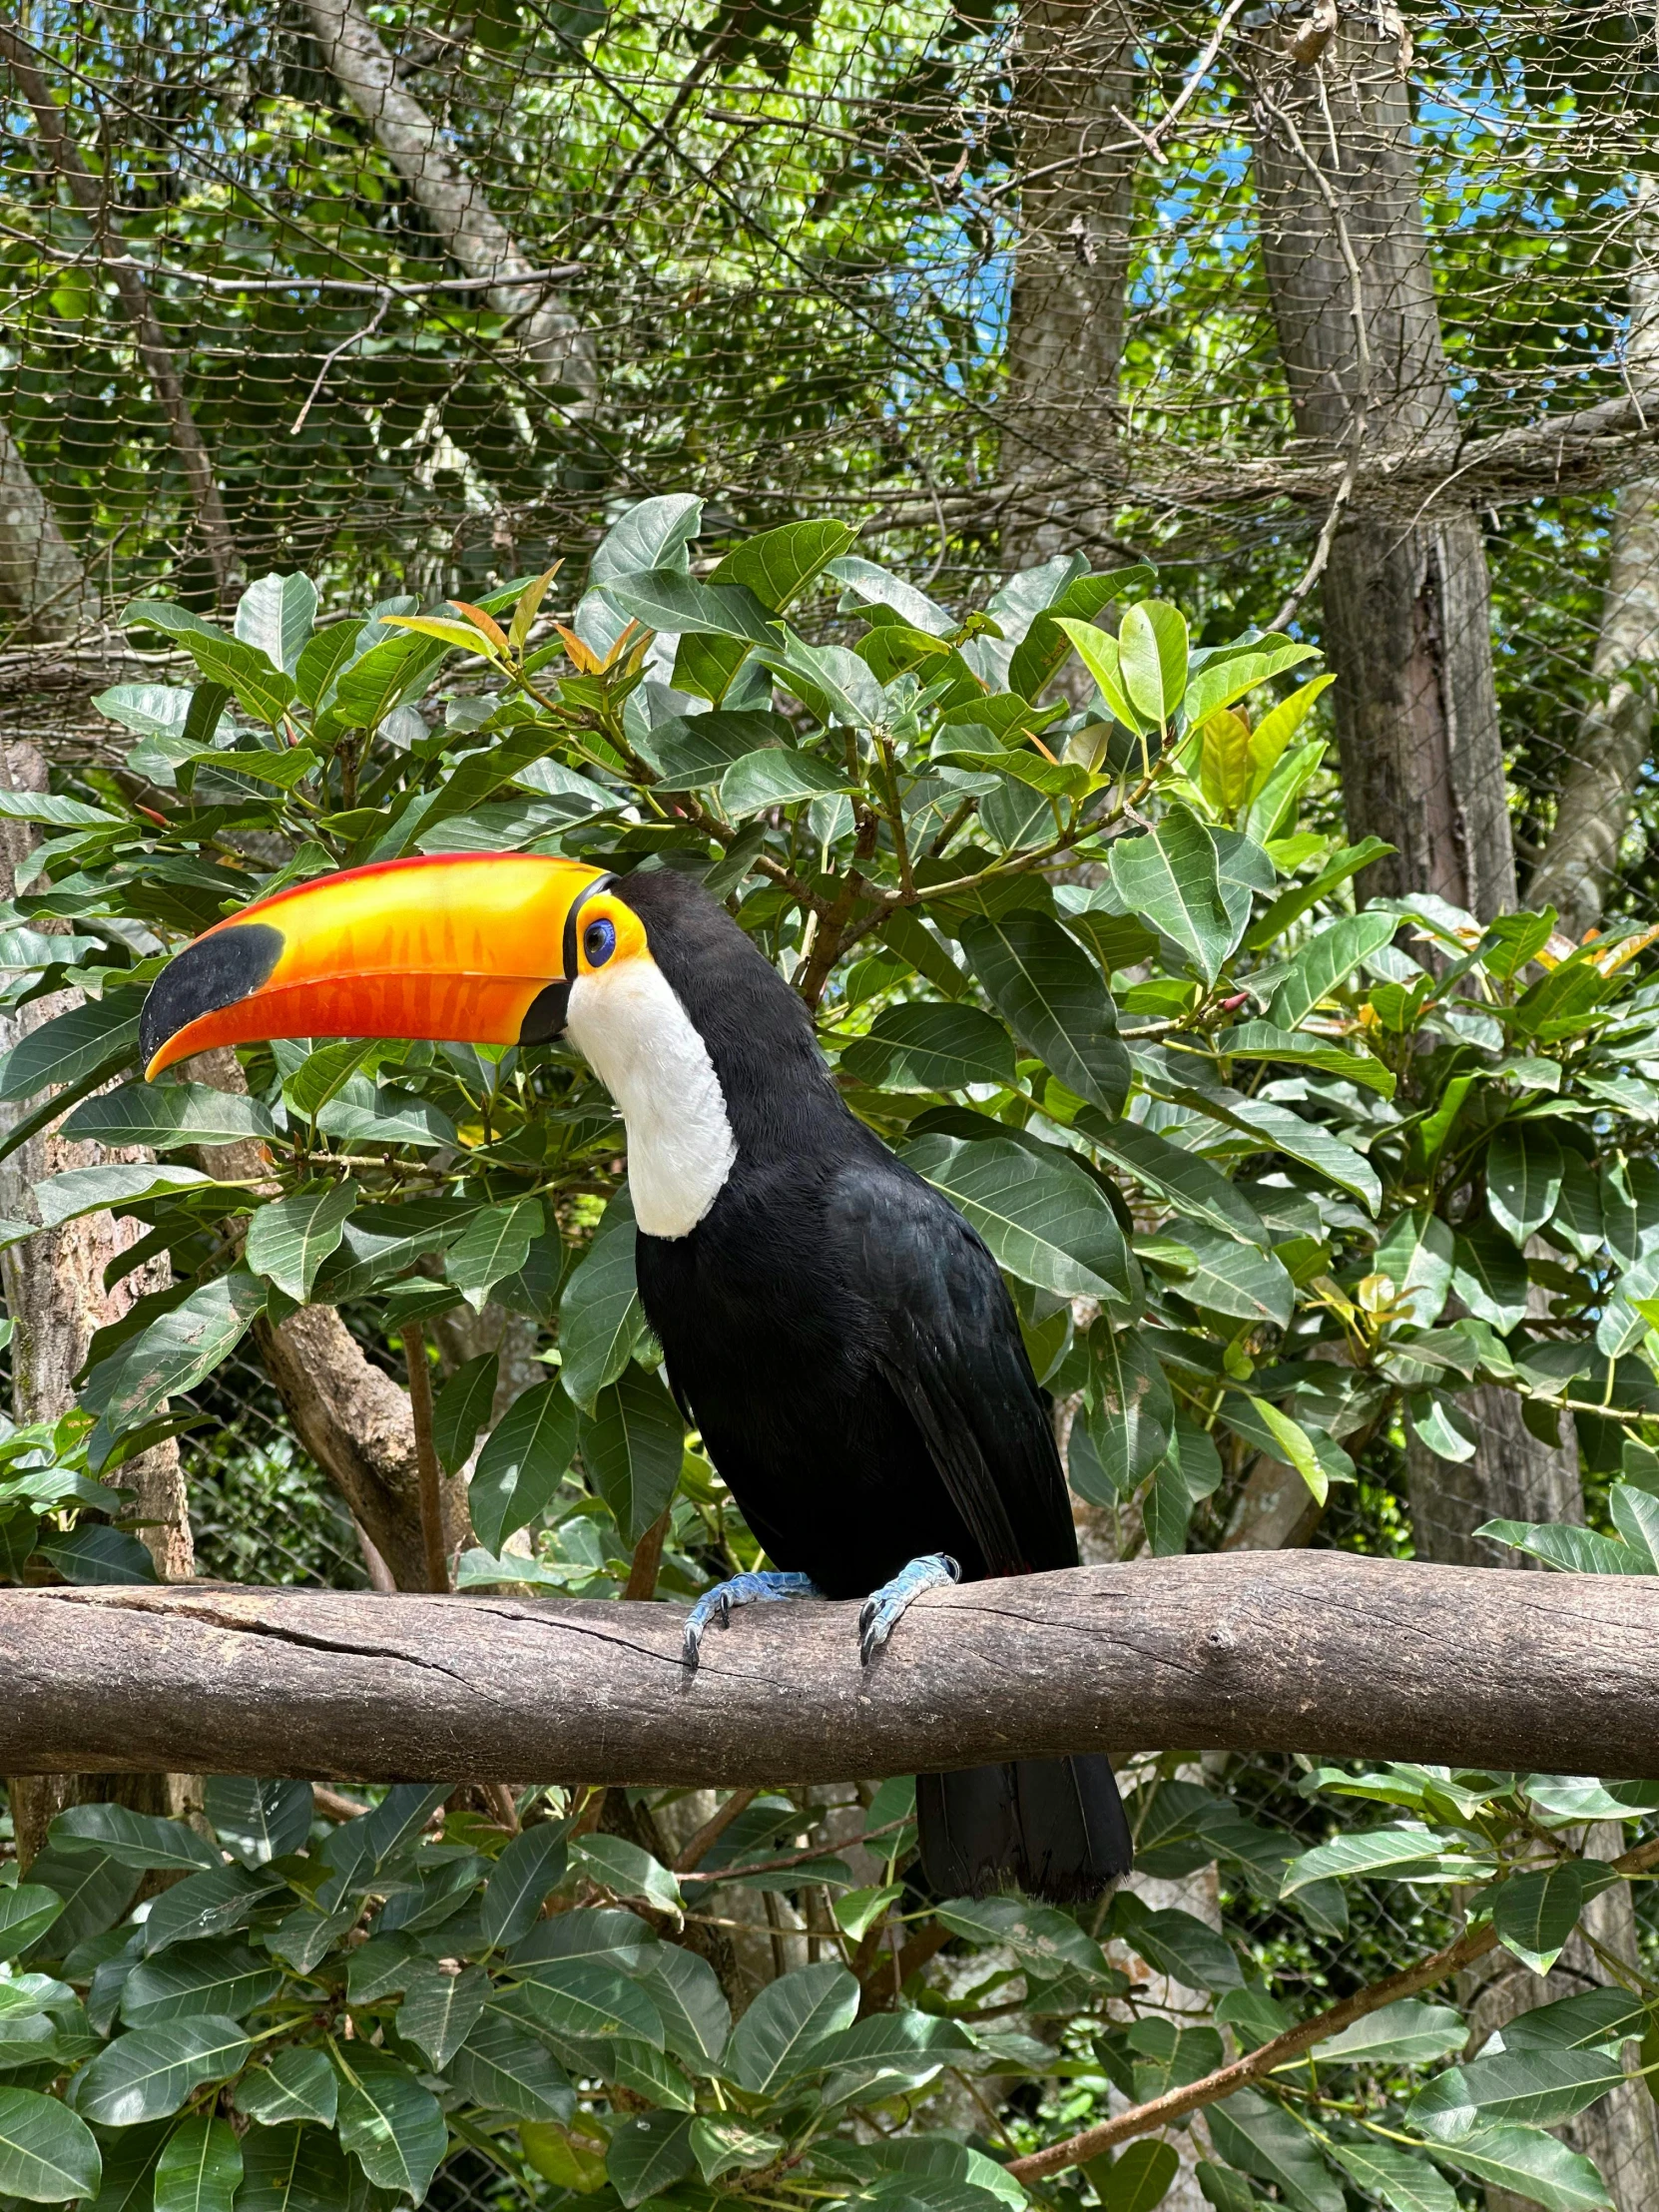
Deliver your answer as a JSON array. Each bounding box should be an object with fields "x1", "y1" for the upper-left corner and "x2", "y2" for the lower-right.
[{"x1": 916, "y1": 1754, "x2": 1132, "y2": 1905}]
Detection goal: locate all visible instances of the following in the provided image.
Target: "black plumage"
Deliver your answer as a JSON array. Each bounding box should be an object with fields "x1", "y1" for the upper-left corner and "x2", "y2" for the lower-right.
[{"x1": 617, "y1": 867, "x2": 1131, "y2": 1903}]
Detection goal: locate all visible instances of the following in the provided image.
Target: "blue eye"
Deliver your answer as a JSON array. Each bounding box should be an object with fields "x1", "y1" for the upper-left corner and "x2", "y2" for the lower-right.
[{"x1": 583, "y1": 915, "x2": 617, "y2": 968}]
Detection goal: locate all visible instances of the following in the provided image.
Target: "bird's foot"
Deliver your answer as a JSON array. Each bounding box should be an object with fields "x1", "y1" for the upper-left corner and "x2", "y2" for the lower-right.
[
  {"x1": 682, "y1": 1570, "x2": 822, "y2": 1671},
  {"x1": 857, "y1": 1552, "x2": 960, "y2": 1665}
]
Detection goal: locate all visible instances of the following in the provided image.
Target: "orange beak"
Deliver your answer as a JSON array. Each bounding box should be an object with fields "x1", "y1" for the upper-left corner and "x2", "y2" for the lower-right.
[{"x1": 140, "y1": 853, "x2": 611, "y2": 1080}]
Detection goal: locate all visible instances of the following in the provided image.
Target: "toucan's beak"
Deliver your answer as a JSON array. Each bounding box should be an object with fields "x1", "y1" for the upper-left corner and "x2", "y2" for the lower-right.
[{"x1": 140, "y1": 853, "x2": 611, "y2": 1080}]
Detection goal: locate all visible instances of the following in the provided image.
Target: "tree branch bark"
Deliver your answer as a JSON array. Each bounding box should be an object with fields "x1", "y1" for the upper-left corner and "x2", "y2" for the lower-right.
[
  {"x1": 0, "y1": 422, "x2": 101, "y2": 643},
  {"x1": 301, "y1": 0, "x2": 596, "y2": 405},
  {"x1": 0, "y1": 1554, "x2": 1654, "y2": 1782}
]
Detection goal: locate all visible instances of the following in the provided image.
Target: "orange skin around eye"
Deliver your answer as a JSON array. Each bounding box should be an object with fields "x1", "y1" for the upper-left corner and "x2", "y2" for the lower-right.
[{"x1": 143, "y1": 852, "x2": 612, "y2": 1076}]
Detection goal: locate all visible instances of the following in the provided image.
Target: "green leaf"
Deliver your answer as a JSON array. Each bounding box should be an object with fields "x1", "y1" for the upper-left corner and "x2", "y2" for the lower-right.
[
  {"x1": 725, "y1": 1962, "x2": 860, "y2": 2093},
  {"x1": 839, "y1": 1002, "x2": 1017, "y2": 1094},
  {"x1": 71, "y1": 2017, "x2": 252, "y2": 2125},
  {"x1": 512, "y1": 1956, "x2": 666, "y2": 2046},
  {"x1": 50, "y1": 1807, "x2": 219, "y2": 1880},
  {"x1": 33, "y1": 1163, "x2": 218, "y2": 1229},
  {"x1": 1315, "y1": 1999, "x2": 1466, "y2": 2065},
  {"x1": 602, "y1": 567, "x2": 778, "y2": 644},
  {"x1": 1183, "y1": 638, "x2": 1322, "y2": 729},
  {"x1": 480, "y1": 1823, "x2": 569, "y2": 1949},
  {"x1": 571, "y1": 1836, "x2": 683, "y2": 1918},
  {"x1": 153, "y1": 2115, "x2": 242, "y2": 2212},
  {"x1": 433, "y1": 1353, "x2": 499, "y2": 1476},
  {"x1": 1430, "y1": 2125, "x2": 1614, "y2": 2211},
  {"x1": 332, "y1": 2048, "x2": 446, "y2": 2201},
  {"x1": 959, "y1": 911, "x2": 1130, "y2": 1116},
  {"x1": 0, "y1": 790, "x2": 121, "y2": 829},
  {"x1": 177, "y1": 631, "x2": 295, "y2": 729},
  {"x1": 233, "y1": 2048, "x2": 338, "y2": 2128},
  {"x1": 235, "y1": 2125, "x2": 353, "y2": 2212},
  {"x1": 1111, "y1": 811, "x2": 1239, "y2": 984},
  {"x1": 449, "y1": 2008, "x2": 574, "y2": 2121},
  {"x1": 827, "y1": 553, "x2": 954, "y2": 635},
  {"x1": 1487, "y1": 1123, "x2": 1566, "y2": 1247},
  {"x1": 331, "y1": 632, "x2": 448, "y2": 732},
  {"x1": 400, "y1": 1959, "x2": 490, "y2": 2067},
  {"x1": 445, "y1": 1196, "x2": 544, "y2": 1314},
  {"x1": 1375, "y1": 1210, "x2": 1454, "y2": 1326},
  {"x1": 1216, "y1": 1021, "x2": 1395, "y2": 1096},
  {"x1": 903, "y1": 1133, "x2": 1134, "y2": 1309},
  {"x1": 38, "y1": 1525, "x2": 161, "y2": 1586},
  {"x1": 1248, "y1": 838, "x2": 1393, "y2": 947},
  {"x1": 141, "y1": 1865, "x2": 266, "y2": 1954},
  {"x1": 1160, "y1": 1084, "x2": 1381, "y2": 1213},
  {"x1": 1243, "y1": 1394, "x2": 1328, "y2": 1504},
  {"x1": 75, "y1": 2118, "x2": 167, "y2": 2211},
  {"x1": 0, "y1": 995, "x2": 142, "y2": 1102},
  {"x1": 80, "y1": 1271, "x2": 267, "y2": 1433},
  {"x1": 0, "y1": 1888, "x2": 62, "y2": 1960},
  {"x1": 1491, "y1": 1862, "x2": 1612, "y2": 1974},
  {"x1": 245, "y1": 1184, "x2": 357, "y2": 1303},
  {"x1": 1206, "y1": 2088, "x2": 1344, "y2": 2212},
  {"x1": 293, "y1": 619, "x2": 365, "y2": 709},
  {"x1": 590, "y1": 494, "x2": 703, "y2": 585},
  {"x1": 1450, "y1": 1222, "x2": 1530, "y2": 1332},
  {"x1": 22, "y1": 1844, "x2": 138, "y2": 1955},
  {"x1": 203, "y1": 1778, "x2": 312, "y2": 1866},
  {"x1": 235, "y1": 574, "x2": 317, "y2": 674},
  {"x1": 121, "y1": 1940, "x2": 280, "y2": 2026},
  {"x1": 61, "y1": 1081, "x2": 278, "y2": 1151},
  {"x1": 557, "y1": 1188, "x2": 642, "y2": 1414},
  {"x1": 1328, "y1": 2141, "x2": 1455, "y2": 2212},
  {"x1": 720, "y1": 747, "x2": 854, "y2": 817},
  {"x1": 0, "y1": 2087, "x2": 101, "y2": 2203},
  {"x1": 1268, "y1": 911, "x2": 1400, "y2": 1030},
  {"x1": 471, "y1": 1379, "x2": 579, "y2": 1553},
  {"x1": 636, "y1": 1944, "x2": 731, "y2": 2068},
  {"x1": 1081, "y1": 1116, "x2": 1270, "y2": 1247},
  {"x1": 1118, "y1": 1905, "x2": 1243, "y2": 1992},
  {"x1": 607, "y1": 2113, "x2": 695, "y2": 2209},
  {"x1": 1117, "y1": 601, "x2": 1190, "y2": 725},
  {"x1": 1070, "y1": 1328, "x2": 1171, "y2": 1504},
  {"x1": 1086, "y1": 2139, "x2": 1180, "y2": 2211},
  {"x1": 1408, "y1": 2047, "x2": 1627, "y2": 2140},
  {"x1": 758, "y1": 630, "x2": 887, "y2": 727},
  {"x1": 1282, "y1": 1825, "x2": 1464, "y2": 1893},
  {"x1": 710, "y1": 520, "x2": 856, "y2": 610},
  {"x1": 580, "y1": 1366, "x2": 685, "y2": 1544}
]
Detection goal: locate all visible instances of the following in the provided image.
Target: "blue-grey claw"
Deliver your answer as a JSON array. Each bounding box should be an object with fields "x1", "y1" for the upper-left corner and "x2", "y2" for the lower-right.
[
  {"x1": 681, "y1": 1570, "x2": 822, "y2": 1671},
  {"x1": 857, "y1": 1552, "x2": 960, "y2": 1665}
]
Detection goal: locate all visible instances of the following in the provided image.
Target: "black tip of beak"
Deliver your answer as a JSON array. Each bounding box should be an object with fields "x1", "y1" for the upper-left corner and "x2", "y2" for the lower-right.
[{"x1": 140, "y1": 922, "x2": 284, "y2": 1072}]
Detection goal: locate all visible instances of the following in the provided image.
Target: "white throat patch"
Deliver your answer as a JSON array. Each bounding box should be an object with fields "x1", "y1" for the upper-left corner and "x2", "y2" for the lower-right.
[{"x1": 565, "y1": 959, "x2": 738, "y2": 1239}]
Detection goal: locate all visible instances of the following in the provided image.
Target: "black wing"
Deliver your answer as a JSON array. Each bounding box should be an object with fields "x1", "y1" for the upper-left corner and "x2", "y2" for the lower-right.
[{"x1": 824, "y1": 1154, "x2": 1079, "y2": 1577}]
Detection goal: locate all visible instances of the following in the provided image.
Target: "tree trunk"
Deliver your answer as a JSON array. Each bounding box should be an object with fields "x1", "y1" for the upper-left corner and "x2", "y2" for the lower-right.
[
  {"x1": 301, "y1": 0, "x2": 596, "y2": 405},
  {"x1": 0, "y1": 423, "x2": 101, "y2": 642},
  {"x1": 1249, "y1": 8, "x2": 1516, "y2": 919},
  {"x1": 1002, "y1": 0, "x2": 1138, "y2": 569},
  {"x1": 0, "y1": 742, "x2": 194, "y2": 1868},
  {"x1": 1528, "y1": 172, "x2": 1659, "y2": 937},
  {"x1": 0, "y1": 25, "x2": 241, "y2": 604}
]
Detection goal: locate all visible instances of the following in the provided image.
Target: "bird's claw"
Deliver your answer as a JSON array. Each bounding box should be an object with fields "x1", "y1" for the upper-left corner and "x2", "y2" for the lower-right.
[
  {"x1": 681, "y1": 1570, "x2": 821, "y2": 1672},
  {"x1": 857, "y1": 1552, "x2": 960, "y2": 1665}
]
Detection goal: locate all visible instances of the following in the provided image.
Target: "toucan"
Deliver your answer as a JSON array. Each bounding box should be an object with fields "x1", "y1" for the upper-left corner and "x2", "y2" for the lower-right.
[{"x1": 141, "y1": 853, "x2": 1132, "y2": 1902}]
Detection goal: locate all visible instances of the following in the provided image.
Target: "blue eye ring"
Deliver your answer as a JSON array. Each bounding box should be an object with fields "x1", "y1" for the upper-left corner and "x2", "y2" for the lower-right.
[{"x1": 583, "y1": 915, "x2": 617, "y2": 968}]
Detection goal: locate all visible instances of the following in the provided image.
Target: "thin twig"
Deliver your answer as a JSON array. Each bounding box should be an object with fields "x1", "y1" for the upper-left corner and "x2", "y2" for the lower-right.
[
  {"x1": 674, "y1": 1788, "x2": 760, "y2": 1873},
  {"x1": 400, "y1": 1321, "x2": 450, "y2": 1595},
  {"x1": 1007, "y1": 1830, "x2": 1659, "y2": 2183},
  {"x1": 290, "y1": 291, "x2": 391, "y2": 436}
]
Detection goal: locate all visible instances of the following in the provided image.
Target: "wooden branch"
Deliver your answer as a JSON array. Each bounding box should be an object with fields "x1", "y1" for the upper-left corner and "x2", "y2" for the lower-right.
[{"x1": 0, "y1": 1555, "x2": 1653, "y2": 1783}]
